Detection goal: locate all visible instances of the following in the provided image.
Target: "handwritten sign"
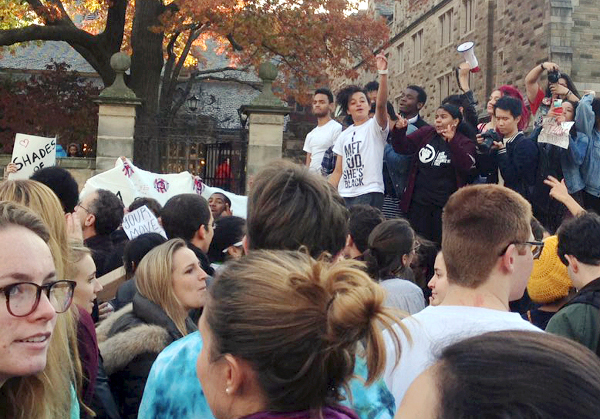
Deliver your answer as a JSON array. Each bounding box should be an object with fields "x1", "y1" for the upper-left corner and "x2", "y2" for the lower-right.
[
  {"x1": 538, "y1": 117, "x2": 575, "y2": 149},
  {"x1": 9, "y1": 133, "x2": 56, "y2": 179},
  {"x1": 122, "y1": 205, "x2": 167, "y2": 240}
]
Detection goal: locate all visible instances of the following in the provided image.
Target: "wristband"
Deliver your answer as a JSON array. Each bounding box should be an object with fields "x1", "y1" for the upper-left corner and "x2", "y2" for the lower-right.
[{"x1": 378, "y1": 69, "x2": 388, "y2": 75}]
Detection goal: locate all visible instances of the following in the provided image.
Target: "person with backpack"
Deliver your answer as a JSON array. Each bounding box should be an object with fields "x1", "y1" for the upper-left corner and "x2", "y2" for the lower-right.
[{"x1": 546, "y1": 212, "x2": 600, "y2": 354}]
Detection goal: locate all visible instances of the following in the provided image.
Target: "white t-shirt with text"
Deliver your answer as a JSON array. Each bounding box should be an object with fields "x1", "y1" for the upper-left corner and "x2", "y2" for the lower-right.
[
  {"x1": 382, "y1": 305, "x2": 542, "y2": 405},
  {"x1": 303, "y1": 120, "x2": 343, "y2": 173},
  {"x1": 332, "y1": 118, "x2": 389, "y2": 197}
]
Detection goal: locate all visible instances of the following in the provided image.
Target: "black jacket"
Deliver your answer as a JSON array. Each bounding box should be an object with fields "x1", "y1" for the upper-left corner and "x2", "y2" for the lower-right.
[
  {"x1": 85, "y1": 234, "x2": 115, "y2": 277},
  {"x1": 96, "y1": 293, "x2": 196, "y2": 419},
  {"x1": 494, "y1": 132, "x2": 539, "y2": 199}
]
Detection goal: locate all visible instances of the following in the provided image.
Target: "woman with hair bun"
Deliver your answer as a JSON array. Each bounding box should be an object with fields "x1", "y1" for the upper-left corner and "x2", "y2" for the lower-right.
[
  {"x1": 363, "y1": 219, "x2": 425, "y2": 314},
  {"x1": 197, "y1": 250, "x2": 404, "y2": 419}
]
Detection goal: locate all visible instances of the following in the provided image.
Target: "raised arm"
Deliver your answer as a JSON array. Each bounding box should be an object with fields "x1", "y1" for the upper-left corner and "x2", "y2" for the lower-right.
[
  {"x1": 575, "y1": 92, "x2": 596, "y2": 139},
  {"x1": 525, "y1": 62, "x2": 558, "y2": 104},
  {"x1": 375, "y1": 54, "x2": 389, "y2": 130}
]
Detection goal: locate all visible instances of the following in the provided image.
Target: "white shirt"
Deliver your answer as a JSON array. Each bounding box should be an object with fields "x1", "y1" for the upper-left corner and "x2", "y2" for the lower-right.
[
  {"x1": 332, "y1": 118, "x2": 389, "y2": 197},
  {"x1": 303, "y1": 120, "x2": 343, "y2": 173},
  {"x1": 383, "y1": 305, "x2": 542, "y2": 405}
]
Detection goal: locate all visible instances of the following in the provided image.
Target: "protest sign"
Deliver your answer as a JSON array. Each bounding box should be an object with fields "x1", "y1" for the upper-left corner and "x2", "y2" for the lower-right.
[
  {"x1": 9, "y1": 133, "x2": 56, "y2": 179},
  {"x1": 81, "y1": 158, "x2": 248, "y2": 218},
  {"x1": 122, "y1": 205, "x2": 167, "y2": 240},
  {"x1": 538, "y1": 118, "x2": 574, "y2": 149}
]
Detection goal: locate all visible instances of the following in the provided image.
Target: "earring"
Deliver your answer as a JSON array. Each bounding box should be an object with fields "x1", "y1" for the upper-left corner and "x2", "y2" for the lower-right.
[{"x1": 225, "y1": 387, "x2": 231, "y2": 395}]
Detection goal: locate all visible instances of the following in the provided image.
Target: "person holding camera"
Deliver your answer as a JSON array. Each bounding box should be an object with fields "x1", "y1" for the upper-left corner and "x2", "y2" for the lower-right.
[
  {"x1": 492, "y1": 96, "x2": 539, "y2": 199},
  {"x1": 525, "y1": 62, "x2": 580, "y2": 127}
]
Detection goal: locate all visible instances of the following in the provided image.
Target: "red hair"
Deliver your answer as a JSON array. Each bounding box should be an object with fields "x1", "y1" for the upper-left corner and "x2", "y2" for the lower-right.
[{"x1": 497, "y1": 85, "x2": 530, "y2": 130}]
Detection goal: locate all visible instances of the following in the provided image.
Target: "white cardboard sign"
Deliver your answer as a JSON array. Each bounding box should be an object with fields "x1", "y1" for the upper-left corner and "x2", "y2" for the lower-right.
[
  {"x1": 9, "y1": 133, "x2": 57, "y2": 179},
  {"x1": 538, "y1": 118, "x2": 575, "y2": 149},
  {"x1": 122, "y1": 205, "x2": 167, "y2": 240}
]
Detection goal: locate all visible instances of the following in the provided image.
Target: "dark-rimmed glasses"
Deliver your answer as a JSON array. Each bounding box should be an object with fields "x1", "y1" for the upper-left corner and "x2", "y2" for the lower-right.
[
  {"x1": 0, "y1": 280, "x2": 76, "y2": 317},
  {"x1": 499, "y1": 241, "x2": 545, "y2": 259}
]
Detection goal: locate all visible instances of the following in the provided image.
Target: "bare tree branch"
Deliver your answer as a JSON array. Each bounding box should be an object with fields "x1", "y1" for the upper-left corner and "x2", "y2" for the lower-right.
[
  {"x1": 198, "y1": 75, "x2": 261, "y2": 90},
  {"x1": 226, "y1": 34, "x2": 243, "y2": 51},
  {"x1": 0, "y1": 24, "x2": 96, "y2": 46},
  {"x1": 159, "y1": 32, "x2": 181, "y2": 112},
  {"x1": 168, "y1": 73, "x2": 198, "y2": 123}
]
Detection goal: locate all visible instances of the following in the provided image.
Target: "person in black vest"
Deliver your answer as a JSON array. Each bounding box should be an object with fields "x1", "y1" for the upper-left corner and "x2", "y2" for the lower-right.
[
  {"x1": 160, "y1": 194, "x2": 215, "y2": 276},
  {"x1": 546, "y1": 212, "x2": 600, "y2": 355}
]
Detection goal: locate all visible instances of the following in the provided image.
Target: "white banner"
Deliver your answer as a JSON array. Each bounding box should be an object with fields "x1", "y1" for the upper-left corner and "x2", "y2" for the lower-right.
[
  {"x1": 9, "y1": 133, "x2": 56, "y2": 179},
  {"x1": 81, "y1": 158, "x2": 247, "y2": 218}
]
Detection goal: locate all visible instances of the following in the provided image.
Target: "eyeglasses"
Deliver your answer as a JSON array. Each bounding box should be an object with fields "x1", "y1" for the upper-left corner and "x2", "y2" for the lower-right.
[
  {"x1": 498, "y1": 241, "x2": 545, "y2": 259},
  {"x1": 0, "y1": 280, "x2": 76, "y2": 317},
  {"x1": 411, "y1": 242, "x2": 421, "y2": 253},
  {"x1": 76, "y1": 202, "x2": 92, "y2": 214}
]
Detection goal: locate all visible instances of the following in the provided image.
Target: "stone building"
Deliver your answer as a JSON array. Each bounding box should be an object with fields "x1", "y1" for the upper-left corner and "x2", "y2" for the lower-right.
[{"x1": 349, "y1": 0, "x2": 600, "y2": 122}]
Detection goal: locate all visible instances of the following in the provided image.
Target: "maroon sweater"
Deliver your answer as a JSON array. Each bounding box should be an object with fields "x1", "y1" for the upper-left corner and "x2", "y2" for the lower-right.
[{"x1": 390, "y1": 125, "x2": 476, "y2": 212}]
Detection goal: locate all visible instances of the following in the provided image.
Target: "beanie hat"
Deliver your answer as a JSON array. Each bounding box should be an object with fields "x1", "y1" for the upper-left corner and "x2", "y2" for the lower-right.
[{"x1": 527, "y1": 235, "x2": 573, "y2": 304}]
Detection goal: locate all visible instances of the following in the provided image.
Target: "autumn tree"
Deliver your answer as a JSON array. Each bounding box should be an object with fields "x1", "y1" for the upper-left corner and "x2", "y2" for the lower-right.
[
  {"x1": 0, "y1": 1, "x2": 388, "y2": 167},
  {"x1": 0, "y1": 61, "x2": 100, "y2": 153}
]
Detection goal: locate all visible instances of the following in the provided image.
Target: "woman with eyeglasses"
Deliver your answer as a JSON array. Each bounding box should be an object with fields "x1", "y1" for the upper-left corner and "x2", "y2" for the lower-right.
[
  {"x1": 0, "y1": 201, "x2": 78, "y2": 418},
  {"x1": 363, "y1": 219, "x2": 426, "y2": 314},
  {"x1": 96, "y1": 238, "x2": 207, "y2": 419},
  {"x1": 0, "y1": 180, "x2": 87, "y2": 417}
]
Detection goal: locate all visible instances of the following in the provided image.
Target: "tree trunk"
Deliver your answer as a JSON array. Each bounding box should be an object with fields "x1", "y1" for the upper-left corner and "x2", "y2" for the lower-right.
[
  {"x1": 129, "y1": 0, "x2": 164, "y2": 117},
  {"x1": 129, "y1": 0, "x2": 165, "y2": 170}
]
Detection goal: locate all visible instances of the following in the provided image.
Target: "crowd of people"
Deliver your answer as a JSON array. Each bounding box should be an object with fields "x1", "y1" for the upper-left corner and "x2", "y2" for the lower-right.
[{"x1": 1, "y1": 53, "x2": 600, "y2": 419}]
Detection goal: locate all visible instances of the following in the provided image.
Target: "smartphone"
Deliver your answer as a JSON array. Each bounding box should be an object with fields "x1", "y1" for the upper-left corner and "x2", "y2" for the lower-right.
[{"x1": 554, "y1": 99, "x2": 563, "y2": 114}]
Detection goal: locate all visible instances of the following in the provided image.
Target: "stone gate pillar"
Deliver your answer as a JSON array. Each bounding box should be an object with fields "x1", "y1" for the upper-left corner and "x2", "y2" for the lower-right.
[
  {"x1": 240, "y1": 62, "x2": 291, "y2": 192},
  {"x1": 94, "y1": 52, "x2": 142, "y2": 173}
]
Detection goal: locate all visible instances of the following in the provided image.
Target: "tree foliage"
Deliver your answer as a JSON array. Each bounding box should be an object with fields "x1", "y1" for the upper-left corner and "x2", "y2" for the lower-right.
[
  {"x1": 0, "y1": 0, "x2": 388, "y2": 119},
  {"x1": 0, "y1": 61, "x2": 100, "y2": 153}
]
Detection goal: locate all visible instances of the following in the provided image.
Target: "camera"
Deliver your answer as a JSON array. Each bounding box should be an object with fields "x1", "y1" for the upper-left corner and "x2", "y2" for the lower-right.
[
  {"x1": 548, "y1": 70, "x2": 560, "y2": 84},
  {"x1": 478, "y1": 129, "x2": 501, "y2": 153}
]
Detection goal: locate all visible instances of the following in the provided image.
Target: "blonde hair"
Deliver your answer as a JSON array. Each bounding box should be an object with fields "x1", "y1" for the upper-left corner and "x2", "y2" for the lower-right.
[
  {"x1": 205, "y1": 250, "x2": 405, "y2": 413},
  {"x1": 0, "y1": 181, "x2": 82, "y2": 418},
  {"x1": 135, "y1": 238, "x2": 191, "y2": 336},
  {"x1": 0, "y1": 201, "x2": 74, "y2": 418},
  {"x1": 66, "y1": 238, "x2": 92, "y2": 279}
]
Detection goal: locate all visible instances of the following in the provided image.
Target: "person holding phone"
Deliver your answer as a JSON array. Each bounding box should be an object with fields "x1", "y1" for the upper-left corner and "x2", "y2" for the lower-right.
[{"x1": 391, "y1": 103, "x2": 476, "y2": 243}]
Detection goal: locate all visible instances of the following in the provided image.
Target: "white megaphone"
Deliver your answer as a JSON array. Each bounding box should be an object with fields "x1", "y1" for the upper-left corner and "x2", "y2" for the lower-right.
[{"x1": 457, "y1": 42, "x2": 480, "y2": 73}]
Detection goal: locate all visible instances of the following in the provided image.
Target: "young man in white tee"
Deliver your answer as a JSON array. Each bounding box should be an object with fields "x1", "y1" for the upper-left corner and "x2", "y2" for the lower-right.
[
  {"x1": 329, "y1": 54, "x2": 390, "y2": 209},
  {"x1": 383, "y1": 184, "x2": 543, "y2": 406},
  {"x1": 303, "y1": 88, "x2": 342, "y2": 174}
]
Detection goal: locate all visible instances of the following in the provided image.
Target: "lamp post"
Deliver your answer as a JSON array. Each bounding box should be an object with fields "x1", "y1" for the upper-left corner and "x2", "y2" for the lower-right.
[{"x1": 187, "y1": 95, "x2": 200, "y2": 112}]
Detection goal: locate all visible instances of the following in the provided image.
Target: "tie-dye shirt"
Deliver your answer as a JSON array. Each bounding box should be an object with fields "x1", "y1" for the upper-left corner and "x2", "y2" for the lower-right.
[{"x1": 139, "y1": 331, "x2": 395, "y2": 419}]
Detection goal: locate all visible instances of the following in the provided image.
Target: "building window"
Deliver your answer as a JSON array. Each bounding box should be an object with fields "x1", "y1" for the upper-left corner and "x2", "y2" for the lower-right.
[
  {"x1": 438, "y1": 72, "x2": 453, "y2": 103},
  {"x1": 463, "y1": 0, "x2": 474, "y2": 33},
  {"x1": 412, "y1": 30, "x2": 423, "y2": 63},
  {"x1": 439, "y1": 9, "x2": 453, "y2": 47},
  {"x1": 396, "y1": 43, "x2": 405, "y2": 73}
]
